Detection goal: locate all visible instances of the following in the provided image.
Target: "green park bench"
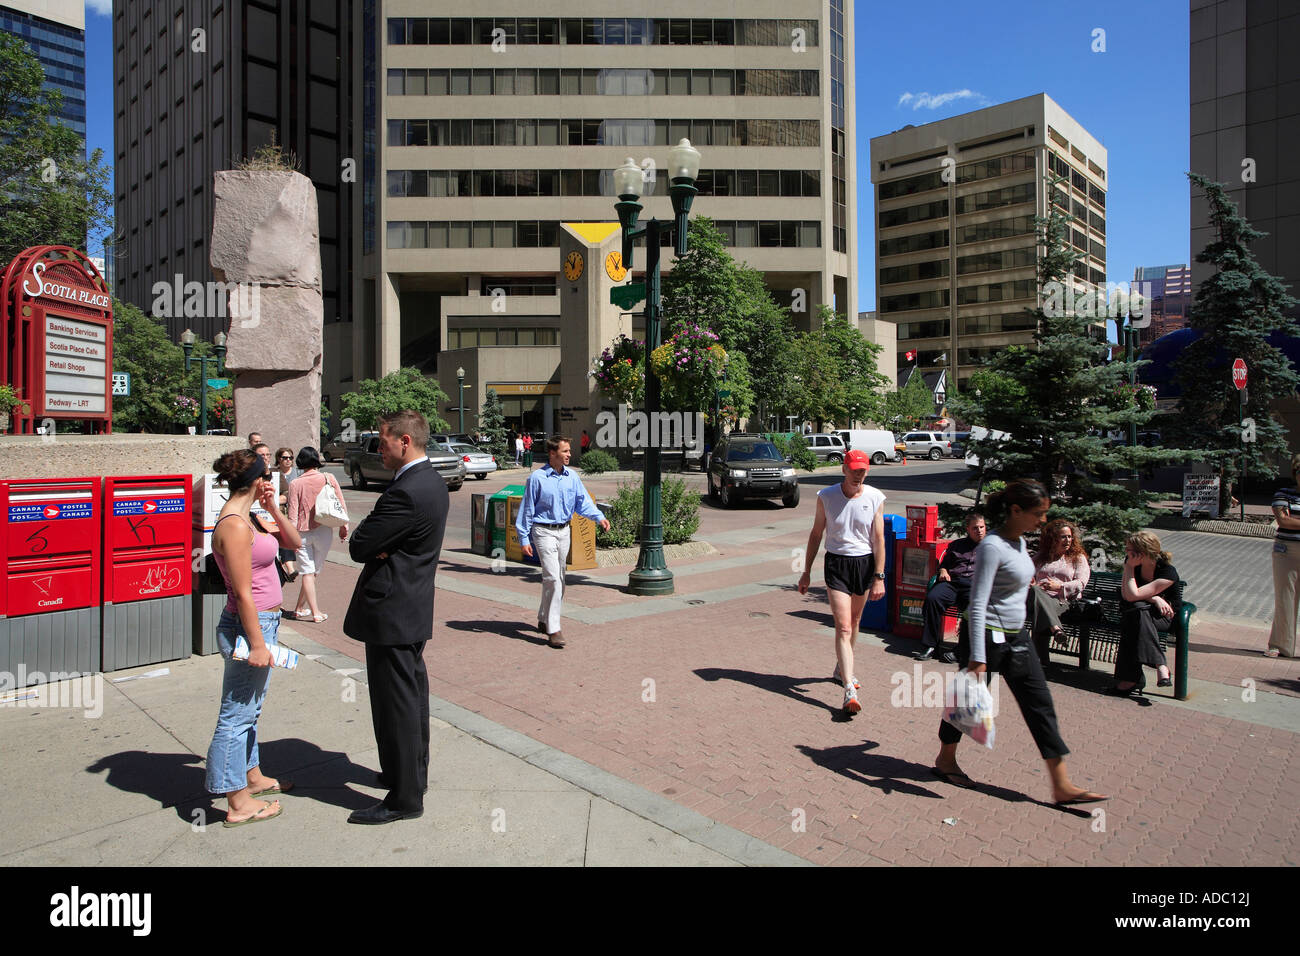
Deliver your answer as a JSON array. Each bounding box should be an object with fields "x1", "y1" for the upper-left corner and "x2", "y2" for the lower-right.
[{"x1": 925, "y1": 569, "x2": 1197, "y2": 700}]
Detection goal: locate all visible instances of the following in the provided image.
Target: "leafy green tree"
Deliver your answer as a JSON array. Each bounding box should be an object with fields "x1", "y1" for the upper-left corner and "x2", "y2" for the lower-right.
[
  {"x1": 1171, "y1": 174, "x2": 1299, "y2": 509},
  {"x1": 884, "y1": 370, "x2": 936, "y2": 432},
  {"x1": 479, "y1": 388, "x2": 509, "y2": 461},
  {"x1": 110, "y1": 299, "x2": 186, "y2": 432},
  {"x1": 942, "y1": 175, "x2": 1185, "y2": 562},
  {"x1": 812, "y1": 306, "x2": 889, "y2": 426},
  {"x1": 0, "y1": 34, "x2": 113, "y2": 261},
  {"x1": 340, "y1": 367, "x2": 449, "y2": 434}
]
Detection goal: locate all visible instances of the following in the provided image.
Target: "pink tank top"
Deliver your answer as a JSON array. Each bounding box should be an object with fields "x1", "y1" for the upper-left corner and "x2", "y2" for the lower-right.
[{"x1": 212, "y1": 513, "x2": 283, "y2": 612}]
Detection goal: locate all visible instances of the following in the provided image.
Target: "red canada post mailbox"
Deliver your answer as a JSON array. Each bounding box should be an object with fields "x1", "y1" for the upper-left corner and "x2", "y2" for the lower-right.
[
  {"x1": 0, "y1": 477, "x2": 103, "y2": 678},
  {"x1": 101, "y1": 476, "x2": 193, "y2": 671}
]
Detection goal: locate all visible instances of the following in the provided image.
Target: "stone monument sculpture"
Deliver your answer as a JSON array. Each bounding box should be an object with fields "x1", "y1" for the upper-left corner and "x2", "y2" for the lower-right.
[{"x1": 209, "y1": 169, "x2": 323, "y2": 454}]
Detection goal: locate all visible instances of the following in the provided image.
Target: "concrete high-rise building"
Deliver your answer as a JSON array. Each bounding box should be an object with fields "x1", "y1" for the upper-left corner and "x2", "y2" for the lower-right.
[
  {"x1": 1189, "y1": 0, "x2": 1298, "y2": 321},
  {"x1": 111, "y1": 0, "x2": 359, "y2": 416},
  {"x1": 1132, "y1": 264, "x2": 1191, "y2": 348},
  {"x1": 1, "y1": 0, "x2": 86, "y2": 140},
  {"x1": 869, "y1": 93, "x2": 1108, "y2": 392},
  {"x1": 367, "y1": 4, "x2": 855, "y2": 435}
]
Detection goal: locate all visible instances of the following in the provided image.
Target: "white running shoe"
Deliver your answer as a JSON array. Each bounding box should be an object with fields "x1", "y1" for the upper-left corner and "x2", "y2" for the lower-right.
[
  {"x1": 843, "y1": 685, "x2": 862, "y2": 715},
  {"x1": 832, "y1": 663, "x2": 861, "y2": 690}
]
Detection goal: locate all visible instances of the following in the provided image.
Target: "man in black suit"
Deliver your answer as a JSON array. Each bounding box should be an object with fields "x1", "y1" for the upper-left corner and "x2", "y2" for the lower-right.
[{"x1": 344, "y1": 409, "x2": 448, "y2": 824}]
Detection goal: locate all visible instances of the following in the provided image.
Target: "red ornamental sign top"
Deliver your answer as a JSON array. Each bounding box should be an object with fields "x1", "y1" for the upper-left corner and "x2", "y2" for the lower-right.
[{"x1": 1232, "y1": 358, "x2": 1247, "y2": 390}]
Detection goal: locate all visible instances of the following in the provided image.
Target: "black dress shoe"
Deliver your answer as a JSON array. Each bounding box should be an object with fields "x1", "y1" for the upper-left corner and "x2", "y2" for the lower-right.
[
  {"x1": 348, "y1": 801, "x2": 423, "y2": 825},
  {"x1": 913, "y1": 647, "x2": 937, "y2": 661},
  {"x1": 937, "y1": 650, "x2": 957, "y2": 664}
]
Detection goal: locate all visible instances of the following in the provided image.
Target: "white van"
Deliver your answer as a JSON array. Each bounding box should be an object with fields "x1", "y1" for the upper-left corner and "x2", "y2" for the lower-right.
[
  {"x1": 835, "y1": 429, "x2": 898, "y2": 464},
  {"x1": 965, "y1": 425, "x2": 1011, "y2": 469}
]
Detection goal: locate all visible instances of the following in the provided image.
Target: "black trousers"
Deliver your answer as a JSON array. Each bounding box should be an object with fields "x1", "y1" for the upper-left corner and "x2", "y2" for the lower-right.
[
  {"x1": 938, "y1": 622, "x2": 1070, "y2": 760},
  {"x1": 1115, "y1": 603, "x2": 1170, "y2": 688},
  {"x1": 922, "y1": 580, "x2": 969, "y2": 649},
  {"x1": 365, "y1": 641, "x2": 430, "y2": 812}
]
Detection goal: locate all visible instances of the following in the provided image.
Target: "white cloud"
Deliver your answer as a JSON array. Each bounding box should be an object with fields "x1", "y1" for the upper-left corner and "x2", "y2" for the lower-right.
[
  {"x1": 897, "y1": 90, "x2": 988, "y2": 111},
  {"x1": 86, "y1": 0, "x2": 113, "y2": 17}
]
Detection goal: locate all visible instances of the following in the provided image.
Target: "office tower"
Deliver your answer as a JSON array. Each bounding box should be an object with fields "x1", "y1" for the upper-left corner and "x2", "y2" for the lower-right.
[
  {"x1": 870, "y1": 93, "x2": 1108, "y2": 392},
  {"x1": 369, "y1": 4, "x2": 854, "y2": 434},
  {"x1": 111, "y1": 0, "x2": 358, "y2": 413},
  {"x1": 1132, "y1": 264, "x2": 1191, "y2": 348},
  {"x1": 1189, "y1": 0, "x2": 1298, "y2": 321},
  {"x1": 1, "y1": 0, "x2": 87, "y2": 140}
]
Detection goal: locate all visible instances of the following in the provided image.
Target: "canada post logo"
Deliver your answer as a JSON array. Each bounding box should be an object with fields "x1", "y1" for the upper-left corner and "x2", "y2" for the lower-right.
[
  {"x1": 113, "y1": 497, "x2": 185, "y2": 516},
  {"x1": 8, "y1": 501, "x2": 94, "y2": 522}
]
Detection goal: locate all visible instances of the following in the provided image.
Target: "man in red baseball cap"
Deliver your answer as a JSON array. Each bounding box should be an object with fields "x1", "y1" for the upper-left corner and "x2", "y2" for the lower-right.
[{"x1": 797, "y1": 449, "x2": 887, "y2": 716}]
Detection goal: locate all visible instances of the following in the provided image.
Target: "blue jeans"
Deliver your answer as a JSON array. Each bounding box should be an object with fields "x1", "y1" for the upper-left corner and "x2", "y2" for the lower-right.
[{"x1": 206, "y1": 610, "x2": 280, "y2": 794}]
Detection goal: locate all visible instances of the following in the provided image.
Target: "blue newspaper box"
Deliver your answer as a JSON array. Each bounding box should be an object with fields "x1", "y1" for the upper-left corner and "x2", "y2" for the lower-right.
[{"x1": 860, "y1": 513, "x2": 907, "y2": 632}]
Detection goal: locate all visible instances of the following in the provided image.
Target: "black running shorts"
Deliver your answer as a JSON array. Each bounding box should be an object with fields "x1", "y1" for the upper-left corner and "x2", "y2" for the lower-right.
[{"x1": 823, "y1": 552, "x2": 876, "y2": 596}]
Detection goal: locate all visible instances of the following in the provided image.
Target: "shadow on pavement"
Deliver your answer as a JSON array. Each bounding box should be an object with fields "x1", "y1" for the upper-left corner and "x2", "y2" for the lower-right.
[
  {"x1": 694, "y1": 666, "x2": 847, "y2": 719},
  {"x1": 794, "y1": 740, "x2": 943, "y2": 799},
  {"x1": 88, "y1": 740, "x2": 381, "y2": 823},
  {"x1": 445, "y1": 618, "x2": 550, "y2": 647}
]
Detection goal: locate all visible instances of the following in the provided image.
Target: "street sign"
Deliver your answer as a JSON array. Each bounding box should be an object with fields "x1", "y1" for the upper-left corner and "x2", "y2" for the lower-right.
[
  {"x1": 609, "y1": 282, "x2": 647, "y2": 310},
  {"x1": 111, "y1": 372, "x2": 130, "y2": 396},
  {"x1": 1232, "y1": 358, "x2": 1247, "y2": 390},
  {"x1": 717, "y1": 390, "x2": 731, "y2": 399},
  {"x1": 207, "y1": 378, "x2": 229, "y2": 389}
]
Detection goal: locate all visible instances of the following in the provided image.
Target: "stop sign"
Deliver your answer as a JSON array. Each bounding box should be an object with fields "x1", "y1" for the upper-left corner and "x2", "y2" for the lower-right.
[{"x1": 1233, "y1": 358, "x2": 1248, "y2": 390}]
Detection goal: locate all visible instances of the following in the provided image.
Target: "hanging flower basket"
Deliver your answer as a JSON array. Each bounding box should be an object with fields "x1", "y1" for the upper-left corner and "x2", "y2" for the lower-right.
[{"x1": 592, "y1": 334, "x2": 645, "y2": 406}]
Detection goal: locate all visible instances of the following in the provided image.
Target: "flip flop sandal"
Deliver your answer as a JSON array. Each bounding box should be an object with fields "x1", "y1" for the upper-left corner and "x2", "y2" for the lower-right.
[
  {"x1": 311, "y1": 613, "x2": 328, "y2": 623},
  {"x1": 249, "y1": 781, "x2": 294, "y2": 797},
  {"x1": 223, "y1": 802, "x2": 283, "y2": 827},
  {"x1": 931, "y1": 767, "x2": 978, "y2": 789},
  {"x1": 1054, "y1": 792, "x2": 1108, "y2": 807}
]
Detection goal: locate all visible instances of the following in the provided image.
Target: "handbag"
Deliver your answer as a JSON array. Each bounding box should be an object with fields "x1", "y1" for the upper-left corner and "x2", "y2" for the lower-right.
[{"x1": 313, "y1": 477, "x2": 349, "y2": 528}]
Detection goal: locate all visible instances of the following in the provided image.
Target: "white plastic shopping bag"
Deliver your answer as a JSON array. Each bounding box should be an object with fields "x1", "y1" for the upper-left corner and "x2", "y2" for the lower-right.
[{"x1": 942, "y1": 668, "x2": 996, "y2": 749}]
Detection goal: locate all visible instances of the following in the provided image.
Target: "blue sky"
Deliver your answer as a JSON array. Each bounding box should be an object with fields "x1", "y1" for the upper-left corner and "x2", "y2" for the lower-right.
[
  {"x1": 854, "y1": 0, "x2": 1190, "y2": 311},
  {"x1": 82, "y1": 0, "x2": 1191, "y2": 312}
]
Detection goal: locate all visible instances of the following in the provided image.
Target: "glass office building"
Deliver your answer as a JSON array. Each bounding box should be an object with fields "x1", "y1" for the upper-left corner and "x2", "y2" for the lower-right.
[{"x1": 0, "y1": 1, "x2": 86, "y2": 141}]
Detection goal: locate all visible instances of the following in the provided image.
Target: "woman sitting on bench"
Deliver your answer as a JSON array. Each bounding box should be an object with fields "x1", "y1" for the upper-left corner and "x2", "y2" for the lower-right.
[
  {"x1": 1110, "y1": 531, "x2": 1177, "y2": 696},
  {"x1": 1027, "y1": 518, "x2": 1090, "y2": 665}
]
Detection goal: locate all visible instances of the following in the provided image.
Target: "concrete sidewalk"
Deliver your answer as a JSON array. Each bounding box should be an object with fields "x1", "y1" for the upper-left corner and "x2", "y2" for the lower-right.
[{"x1": 0, "y1": 628, "x2": 805, "y2": 867}]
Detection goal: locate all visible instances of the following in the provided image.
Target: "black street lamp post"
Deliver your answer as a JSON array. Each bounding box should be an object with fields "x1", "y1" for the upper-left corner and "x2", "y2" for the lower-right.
[
  {"x1": 457, "y1": 366, "x2": 467, "y2": 434},
  {"x1": 614, "y1": 139, "x2": 700, "y2": 597},
  {"x1": 180, "y1": 328, "x2": 227, "y2": 436}
]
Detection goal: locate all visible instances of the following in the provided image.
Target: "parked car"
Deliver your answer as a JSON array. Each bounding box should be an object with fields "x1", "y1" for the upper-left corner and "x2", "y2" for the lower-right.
[
  {"x1": 438, "y1": 440, "x2": 497, "y2": 479},
  {"x1": 835, "y1": 429, "x2": 899, "y2": 465},
  {"x1": 803, "y1": 433, "x2": 847, "y2": 463},
  {"x1": 708, "y1": 433, "x2": 799, "y2": 508},
  {"x1": 948, "y1": 432, "x2": 971, "y2": 458},
  {"x1": 345, "y1": 435, "x2": 465, "y2": 490},
  {"x1": 901, "y1": 430, "x2": 952, "y2": 460},
  {"x1": 430, "y1": 433, "x2": 473, "y2": 445},
  {"x1": 323, "y1": 430, "x2": 376, "y2": 462}
]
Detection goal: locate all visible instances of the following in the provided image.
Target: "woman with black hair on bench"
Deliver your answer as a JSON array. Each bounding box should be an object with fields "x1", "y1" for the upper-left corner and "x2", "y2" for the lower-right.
[{"x1": 1110, "y1": 531, "x2": 1177, "y2": 696}]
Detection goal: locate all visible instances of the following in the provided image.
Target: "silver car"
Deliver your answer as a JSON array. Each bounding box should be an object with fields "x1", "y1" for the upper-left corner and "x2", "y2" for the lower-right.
[{"x1": 440, "y1": 441, "x2": 497, "y2": 480}]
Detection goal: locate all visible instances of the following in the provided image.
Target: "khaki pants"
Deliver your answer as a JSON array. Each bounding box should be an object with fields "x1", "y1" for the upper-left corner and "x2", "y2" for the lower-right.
[
  {"x1": 1269, "y1": 540, "x2": 1300, "y2": 657},
  {"x1": 534, "y1": 524, "x2": 570, "y2": 635}
]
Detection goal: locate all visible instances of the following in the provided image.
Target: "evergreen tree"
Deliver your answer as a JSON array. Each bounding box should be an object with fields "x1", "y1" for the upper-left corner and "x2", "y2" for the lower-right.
[
  {"x1": 1171, "y1": 174, "x2": 1299, "y2": 509},
  {"x1": 479, "y1": 388, "x2": 509, "y2": 462},
  {"x1": 943, "y1": 175, "x2": 1185, "y2": 562}
]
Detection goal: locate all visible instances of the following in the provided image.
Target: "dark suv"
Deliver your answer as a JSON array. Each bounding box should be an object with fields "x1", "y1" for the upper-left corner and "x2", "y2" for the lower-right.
[{"x1": 708, "y1": 433, "x2": 799, "y2": 508}]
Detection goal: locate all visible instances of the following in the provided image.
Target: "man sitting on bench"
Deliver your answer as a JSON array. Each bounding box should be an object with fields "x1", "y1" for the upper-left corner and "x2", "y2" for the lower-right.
[{"x1": 914, "y1": 510, "x2": 985, "y2": 663}]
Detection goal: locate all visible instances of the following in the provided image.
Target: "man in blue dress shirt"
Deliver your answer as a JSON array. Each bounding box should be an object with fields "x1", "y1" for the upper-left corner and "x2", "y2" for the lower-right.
[{"x1": 516, "y1": 436, "x2": 610, "y2": 648}]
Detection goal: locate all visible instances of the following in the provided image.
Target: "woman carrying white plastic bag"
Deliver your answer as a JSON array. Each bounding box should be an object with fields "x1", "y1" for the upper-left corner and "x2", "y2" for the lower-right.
[
  {"x1": 285, "y1": 446, "x2": 349, "y2": 623},
  {"x1": 942, "y1": 668, "x2": 996, "y2": 749},
  {"x1": 932, "y1": 480, "x2": 1107, "y2": 806}
]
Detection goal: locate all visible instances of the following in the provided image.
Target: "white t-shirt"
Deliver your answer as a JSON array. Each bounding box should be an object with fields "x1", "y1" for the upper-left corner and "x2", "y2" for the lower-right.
[{"x1": 818, "y1": 482, "x2": 885, "y2": 557}]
